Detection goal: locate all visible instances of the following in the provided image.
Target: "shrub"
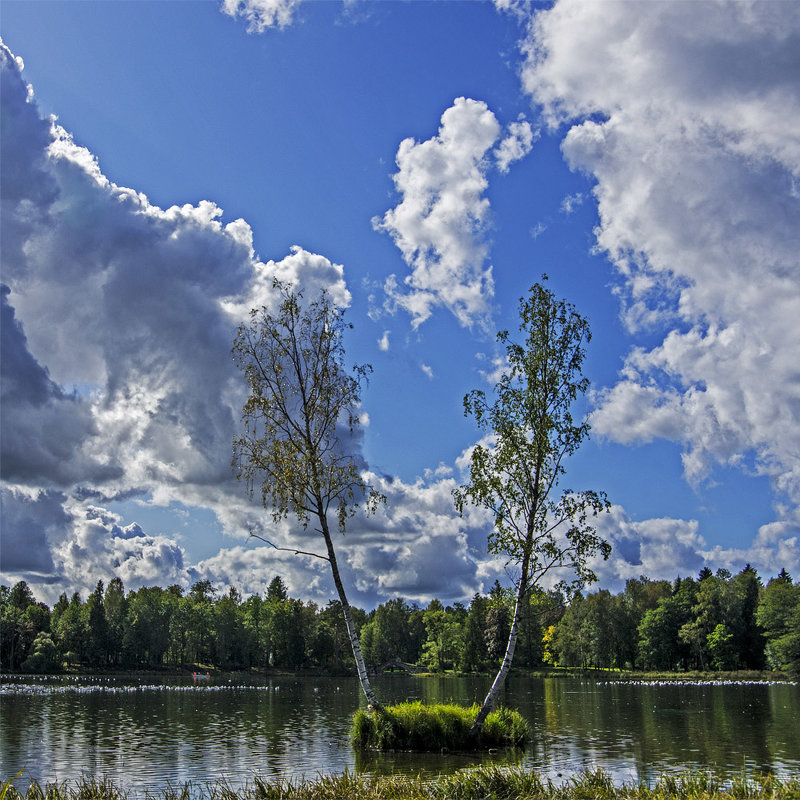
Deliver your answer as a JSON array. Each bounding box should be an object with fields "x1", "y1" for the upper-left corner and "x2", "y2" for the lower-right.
[
  {"x1": 21, "y1": 633, "x2": 60, "y2": 674},
  {"x1": 350, "y1": 701, "x2": 528, "y2": 751}
]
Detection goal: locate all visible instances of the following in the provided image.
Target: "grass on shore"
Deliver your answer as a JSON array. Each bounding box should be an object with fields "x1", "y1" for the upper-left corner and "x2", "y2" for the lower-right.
[
  {"x1": 351, "y1": 701, "x2": 529, "y2": 751},
  {"x1": 4, "y1": 768, "x2": 800, "y2": 800}
]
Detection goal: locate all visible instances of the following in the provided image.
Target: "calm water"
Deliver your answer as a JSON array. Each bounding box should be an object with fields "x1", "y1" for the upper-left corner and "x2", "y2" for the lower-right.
[{"x1": 1, "y1": 673, "x2": 798, "y2": 794}]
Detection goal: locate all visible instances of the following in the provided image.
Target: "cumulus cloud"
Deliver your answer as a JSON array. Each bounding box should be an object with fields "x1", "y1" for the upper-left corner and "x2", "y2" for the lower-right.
[
  {"x1": 221, "y1": 244, "x2": 352, "y2": 320},
  {"x1": 0, "y1": 41, "x2": 358, "y2": 599},
  {"x1": 494, "y1": 118, "x2": 536, "y2": 174},
  {"x1": 375, "y1": 99, "x2": 534, "y2": 330},
  {"x1": 338, "y1": 470, "x2": 497, "y2": 604},
  {"x1": 0, "y1": 287, "x2": 120, "y2": 487},
  {"x1": 220, "y1": 0, "x2": 302, "y2": 32},
  {"x1": 520, "y1": 1, "x2": 800, "y2": 523},
  {"x1": 0, "y1": 488, "x2": 66, "y2": 575},
  {"x1": 52, "y1": 504, "x2": 193, "y2": 596},
  {"x1": 194, "y1": 544, "x2": 333, "y2": 602},
  {"x1": 588, "y1": 505, "x2": 799, "y2": 592}
]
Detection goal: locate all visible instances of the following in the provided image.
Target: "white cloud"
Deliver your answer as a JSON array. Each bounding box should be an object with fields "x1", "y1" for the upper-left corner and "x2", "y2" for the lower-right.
[
  {"x1": 420, "y1": 363, "x2": 434, "y2": 380},
  {"x1": 494, "y1": 117, "x2": 536, "y2": 174},
  {"x1": 0, "y1": 42, "x2": 356, "y2": 597},
  {"x1": 377, "y1": 330, "x2": 390, "y2": 352},
  {"x1": 519, "y1": 1, "x2": 800, "y2": 520},
  {"x1": 339, "y1": 470, "x2": 497, "y2": 604},
  {"x1": 475, "y1": 351, "x2": 508, "y2": 386},
  {"x1": 220, "y1": 0, "x2": 302, "y2": 32},
  {"x1": 374, "y1": 97, "x2": 502, "y2": 330},
  {"x1": 221, "y1": 244, "x2": 352, "y2": 322},
  {"x1": 194, "y1": 544, "x2": 332, "y2": 602},
  {"x1": 492, "y1": 0, "x2": 531, "y2": 23},
  {"x1": 559, "y1": 192, "x2": 583, "y2": 214},
  {"x1": 588, "y1": 505, "x2": 799, "y2": 591},
  {"x1": 530, "y1": 221, "x2": 547, "y2": 239}
]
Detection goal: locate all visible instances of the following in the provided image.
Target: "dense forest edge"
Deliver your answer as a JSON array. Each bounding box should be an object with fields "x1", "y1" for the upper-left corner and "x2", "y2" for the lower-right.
[{"x1": 2, "y1": 565, "x2": 798, "y2": 678}]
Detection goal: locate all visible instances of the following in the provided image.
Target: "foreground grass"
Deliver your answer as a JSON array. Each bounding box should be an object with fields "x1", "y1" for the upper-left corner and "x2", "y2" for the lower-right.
[
  {"x1": 4, "y1": 768, "x2": 800, "y2": 800},
  {"x1": 351, "y1": 701, "x2": 529, "y2": 751}
]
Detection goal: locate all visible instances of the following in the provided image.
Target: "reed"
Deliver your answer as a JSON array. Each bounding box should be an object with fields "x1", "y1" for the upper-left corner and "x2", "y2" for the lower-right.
[{"x1": 3, "y1": 768, "x2": 800, "y2": 800}]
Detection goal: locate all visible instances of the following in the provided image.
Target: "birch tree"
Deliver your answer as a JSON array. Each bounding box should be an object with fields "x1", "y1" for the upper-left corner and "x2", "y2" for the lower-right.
[
  {"x1": 232, "y1": 281, "x2": 383, "y2": 708},
  {"x1": 454, "y1": 280, "x2": 611, "y2": 734}
]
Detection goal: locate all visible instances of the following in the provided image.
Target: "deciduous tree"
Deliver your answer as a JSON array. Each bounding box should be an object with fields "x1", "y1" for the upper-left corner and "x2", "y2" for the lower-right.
[
  {"x1": 455, "y1": 280, "x2": 610, "y2": 733},
  {"x1": 232, "y1": 281, "x2": 384, "y2": 707},
  {"x1": 757, "y1": 569, "x2": 800, "y2": 675}
]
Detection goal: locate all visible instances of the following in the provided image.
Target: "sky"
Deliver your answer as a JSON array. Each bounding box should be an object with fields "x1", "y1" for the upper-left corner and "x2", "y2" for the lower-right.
[{"x1": 1, "y1": 0, "x2": 798, "y2": 610}]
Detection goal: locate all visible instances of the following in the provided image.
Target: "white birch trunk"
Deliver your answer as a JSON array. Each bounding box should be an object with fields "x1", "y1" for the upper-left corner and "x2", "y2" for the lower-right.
[
  {"x1": 319, "y1": 514, "x2": 381, "y2": 709},
  {"x1": 470, "y1": 588, "x2": 523, "y2": 734}
]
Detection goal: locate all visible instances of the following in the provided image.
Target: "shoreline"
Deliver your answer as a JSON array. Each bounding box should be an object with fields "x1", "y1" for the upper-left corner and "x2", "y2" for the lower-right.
[
  {"x1": 4, "y1": 767, "x2": 800, "y2": 800},
  {"x1": 0, "y1": 666, "x2": 792, "y2": 683}
]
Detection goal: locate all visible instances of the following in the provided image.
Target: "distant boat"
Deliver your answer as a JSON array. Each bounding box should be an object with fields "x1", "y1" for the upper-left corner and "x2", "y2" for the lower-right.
[{"x1": 192, "y1": 672, "x2": 211, "y2": 681}]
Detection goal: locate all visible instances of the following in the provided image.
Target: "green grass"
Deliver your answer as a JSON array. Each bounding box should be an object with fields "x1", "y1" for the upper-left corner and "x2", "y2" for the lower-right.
[
  {"x1": 350, "y1": 701, "x2": 529, "y2": 751},
  {"x1": 3, "y1": 768, "x2": 800, "y2": 800}
]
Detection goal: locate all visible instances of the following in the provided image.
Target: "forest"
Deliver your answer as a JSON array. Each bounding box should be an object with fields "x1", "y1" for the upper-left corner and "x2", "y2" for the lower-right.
[{"x1": 1, "y1": 565, "x2": 798, "y2": 677}]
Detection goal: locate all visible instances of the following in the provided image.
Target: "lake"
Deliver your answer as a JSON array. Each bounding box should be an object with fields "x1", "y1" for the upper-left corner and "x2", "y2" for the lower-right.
[{"x1": 1, "y1": 674, "x2": 798, "y2": 794}]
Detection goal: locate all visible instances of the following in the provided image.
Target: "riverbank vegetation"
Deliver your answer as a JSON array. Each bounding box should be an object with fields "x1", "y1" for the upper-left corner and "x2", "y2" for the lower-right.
[
  {"x1": 351, "y1": 701, "x2": 529, "y2": 751},
  {"x1": 2, "y1": 564, "x2": 798, "y2": 677},
  {"x1": 4, "y1": 768, "x2": 800, "y2": 800}
]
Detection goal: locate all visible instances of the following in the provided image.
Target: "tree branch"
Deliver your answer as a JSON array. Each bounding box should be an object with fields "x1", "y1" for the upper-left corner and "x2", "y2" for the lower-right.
[{"x1": 248, "y1": 531, "x2": 330, "y2": 562}]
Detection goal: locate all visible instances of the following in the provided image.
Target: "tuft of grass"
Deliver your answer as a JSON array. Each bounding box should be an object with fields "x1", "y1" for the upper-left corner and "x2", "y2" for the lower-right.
[
  {"x1": 2, "y1": 768, "x2": 800, "y2": 800},
  {"x1": 350, "y1": 701, "x2": 529, "y2": 751},
  {"x1": 4, "y1": 776, "x2": 129, "y2": 800}
]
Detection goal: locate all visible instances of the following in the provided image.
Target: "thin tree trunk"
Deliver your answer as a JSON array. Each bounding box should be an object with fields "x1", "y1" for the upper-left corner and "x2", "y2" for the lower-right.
[
  {"x1": 319, "y1": 514, "x2": 382, "y2": 709},
  {"x1": 470, "y1": 583, "x2": 524, "y2": 734},
  {"x1": 471, "y1": 515, "x2": 536, "y2": 736}
]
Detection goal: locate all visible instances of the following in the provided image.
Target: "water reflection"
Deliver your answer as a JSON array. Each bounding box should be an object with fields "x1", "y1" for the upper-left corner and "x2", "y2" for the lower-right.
[{"x1": 1, "y1": 674, "x2": 797, "y2": 794}]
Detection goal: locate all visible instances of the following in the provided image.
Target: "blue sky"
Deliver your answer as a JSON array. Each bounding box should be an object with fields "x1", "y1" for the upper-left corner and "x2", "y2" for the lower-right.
[{"x1": 1, "y1": 0, "x2": 798, "y2": 608}]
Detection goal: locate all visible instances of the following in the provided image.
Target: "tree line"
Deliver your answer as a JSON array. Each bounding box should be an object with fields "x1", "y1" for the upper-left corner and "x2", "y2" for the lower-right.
[{"x1": 1, "y1": 565, "x2": 797, "y2": 676}]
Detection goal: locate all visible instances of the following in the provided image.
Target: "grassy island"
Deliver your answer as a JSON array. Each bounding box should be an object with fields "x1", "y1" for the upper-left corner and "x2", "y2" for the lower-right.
[
  {"x1": 351, "y1": 701, "x2": 529, "y2": 751},
  {"x1": 4, "y1": 768, "x2": 800, "y2": 800}
]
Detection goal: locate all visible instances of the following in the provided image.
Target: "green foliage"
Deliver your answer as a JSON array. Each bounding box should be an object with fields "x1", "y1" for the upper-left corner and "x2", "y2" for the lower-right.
[
  {"x1": 231, "y1": 280, "x2": 383, "y2": 707},
  {"x1": 420, "y1": 602, "x2": 464, "y2": 672},
  {"x1": 0, "y1": 581, "x2": 52, "y2": 671},
  {"x1": 267, "y1": 576, "x2": 289, "y2": 603},
  {"x1": 21, "y1": 632, "x2": 60, "y2": 673},
  {"x1": 232, "y1": 280, "x2": 382, "y2": 533},
  {"x1": 454, "y1": 281, "x2": 610, "y2": 730},
  {"x1": 706, "y1": 624, "x2": 737, "y2": 671},
  {"x1": 4, "y1": 769, "x2": 800, "y2": 800},
  {"x1": 454, "y1": 282, "x2": 610, "y2": 597},
  {"x1": 0, "y1": 563, "x2": 795, "y2": 676},
  {"x1": 460, "y1": 594, "x2": 491, "y2": 672},
  {"x1": 637, "y1": 579, "x2": 696, "y2": 671},
  {"x1": 757, "y1": 569, "x2": 800, "y2": 675},
  {"x1": 360, "y1": 598, "x2": 423, "y2": 667},
  {"x1": 483, "y1": 604, "x2": 511, "y2": 663},
  {"x1": 351, "y1": 701, "x2": 529, "y2": 751}
]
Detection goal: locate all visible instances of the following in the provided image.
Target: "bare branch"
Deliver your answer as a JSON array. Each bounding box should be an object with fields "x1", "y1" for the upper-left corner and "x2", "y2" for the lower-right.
[{"x1": 248, "y1": 530, "x2": 330, "y2": 562}]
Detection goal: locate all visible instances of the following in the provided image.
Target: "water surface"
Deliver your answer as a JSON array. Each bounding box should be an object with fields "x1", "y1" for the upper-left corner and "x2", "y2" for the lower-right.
[{"x1": 1, "y1": 674, "x2": 797, "y2": 794}]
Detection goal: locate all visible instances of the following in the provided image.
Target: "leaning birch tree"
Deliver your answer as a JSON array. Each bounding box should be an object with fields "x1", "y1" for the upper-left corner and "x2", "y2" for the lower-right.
[
  {"x1": 232, "y1": 281, "x2": 383, "y2": 708},
  {"x1": 454, "y1": 279, "x2": 611, "y2": 734}
]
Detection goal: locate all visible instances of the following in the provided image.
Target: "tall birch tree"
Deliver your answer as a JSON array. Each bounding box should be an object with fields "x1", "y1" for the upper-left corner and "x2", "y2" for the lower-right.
[
  {"x1": 455, "y1": 280, "x2": 611, "y2": 733},
  {"x1": 232, "y1": 281, "x2": 383, "y2": 708}
]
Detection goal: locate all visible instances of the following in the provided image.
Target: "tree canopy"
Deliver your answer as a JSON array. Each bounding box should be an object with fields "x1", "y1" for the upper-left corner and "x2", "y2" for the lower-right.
[
  {"x1": 232, "y1": 281, "x2": 383, "y2": 706},
  {"x1": 455, "y1": 280, "x2": 610, "y2": 731}
]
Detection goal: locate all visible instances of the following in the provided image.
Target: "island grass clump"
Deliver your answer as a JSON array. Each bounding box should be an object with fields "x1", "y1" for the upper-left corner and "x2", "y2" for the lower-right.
[{"x1": 350, "y1": 701, "x2": 529, "y2": 751}]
